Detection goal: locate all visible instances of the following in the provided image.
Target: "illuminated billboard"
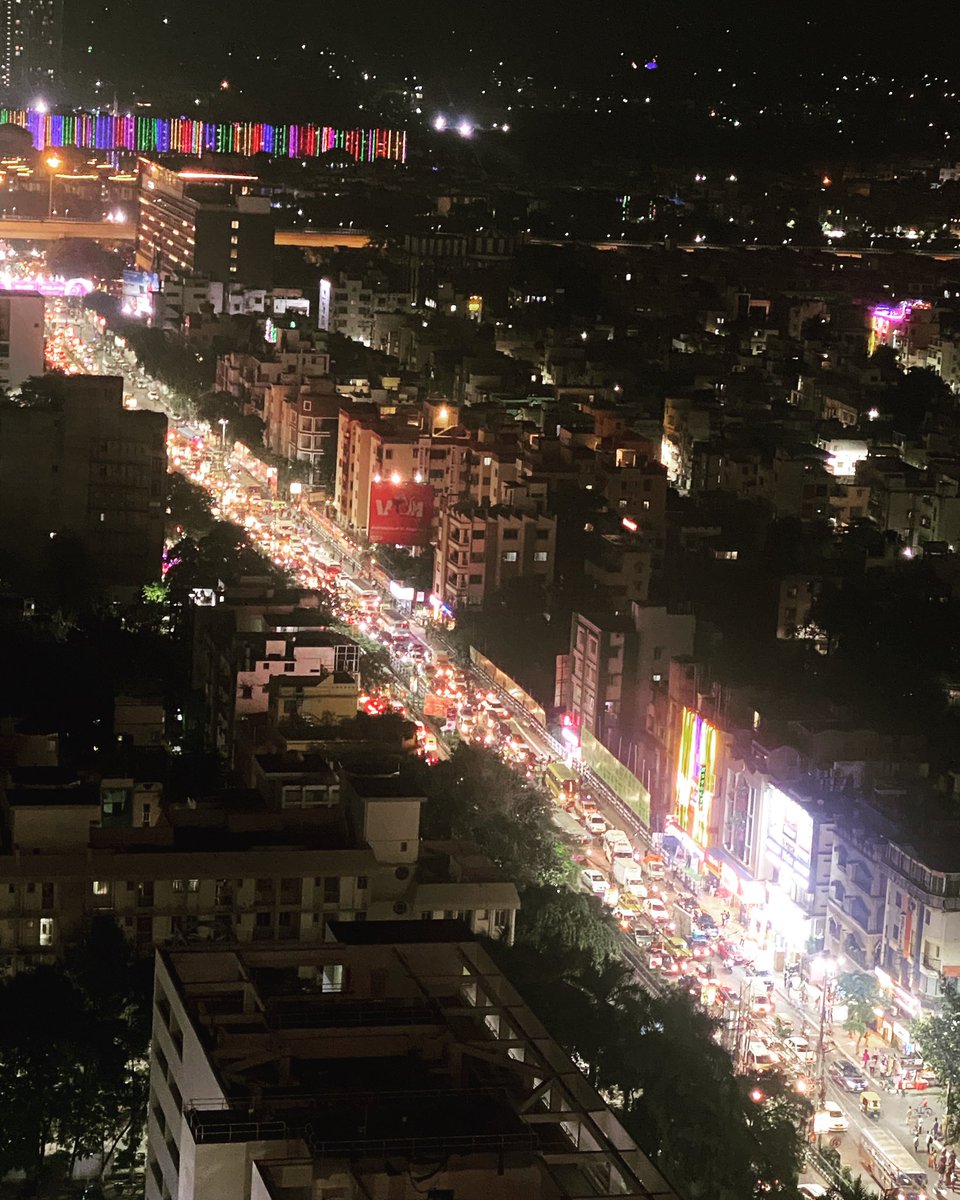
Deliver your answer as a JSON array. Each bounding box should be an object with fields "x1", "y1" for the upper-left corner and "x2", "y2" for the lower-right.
[
  {"x1": 368, "y1": 480, "x2": 434, "y2": 546},
  {"x1": 764, "y1": 785, "x2": 815, "y2": 894},
  {"x1": 867, "y1": 299, "x2": 929, "y2": 356},
  {"x1": 675, "y1": 707, "x2": 717, "y2": 848}
]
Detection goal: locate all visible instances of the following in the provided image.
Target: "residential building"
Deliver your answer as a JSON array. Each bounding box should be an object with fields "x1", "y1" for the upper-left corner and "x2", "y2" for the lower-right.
[
  {"x1": 0, "y1": 291, "x2": 44, "y2": 389},
  {"x1": 432, "y1": 501, "x2": 556, "y2": 610},
  {"x1": 145, "y1": 932, "x2": 678, "y2": 1200},
  {"x1": 0, "y1": 0, "x2": 61, "y2": 93},
  {"x1": 825, "y1": 817, "x2": 888, "y2": 975},
  {"x1": 262, "y1": 378, "x2": 339, "y2": 478},
  {"x1": 320, "y1": 271, "x2": 412, "y2": 346},
  {"x1": 136, "y1": 160, "x2": 274, "y2": 285},
  {"x1": 0, "y1": 374, "x2": 166, "y2": 592},
  {"x1": 0, "y1": 765, "x2": 520, "y2": 971}
]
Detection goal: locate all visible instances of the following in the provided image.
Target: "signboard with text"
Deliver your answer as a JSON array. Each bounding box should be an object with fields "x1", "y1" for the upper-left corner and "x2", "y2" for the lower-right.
[{"x1": 368, "y1": 480, "x2": 434, "y2": 546}]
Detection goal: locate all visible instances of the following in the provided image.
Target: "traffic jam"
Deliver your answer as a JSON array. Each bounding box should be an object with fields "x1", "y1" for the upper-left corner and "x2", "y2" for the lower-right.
[{"x1": 47, "y1": 305, "x2": 948, "y2": 1188}]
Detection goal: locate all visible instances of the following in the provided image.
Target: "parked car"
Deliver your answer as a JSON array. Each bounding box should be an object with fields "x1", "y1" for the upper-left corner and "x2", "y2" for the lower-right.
[{"x1": 783, "y1": 1036, "x2": 816, "y2": 1065}]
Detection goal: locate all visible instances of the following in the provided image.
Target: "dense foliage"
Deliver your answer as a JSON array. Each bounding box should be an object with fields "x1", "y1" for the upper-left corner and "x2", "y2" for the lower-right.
[{"x1": 0, "y1": 917, "x2": 151, "y2": 1193}]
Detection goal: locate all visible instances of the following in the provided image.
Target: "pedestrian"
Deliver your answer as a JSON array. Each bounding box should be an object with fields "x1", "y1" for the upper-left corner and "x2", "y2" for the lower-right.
[
  {"x1": 934, "y1": 1119, "x2": 941, "y2": 1141},
  {"x1": 872, "y1": 1052, "x2": 879, "y2": 1071},
  {"x1": 863, "y1": 1048, "x2": 870, "y2": 1068},
  {"x1": 928, "y1": 1133, "x2": 935, "y2": 1155},
  {"x1": 739, "y1": 933, "x2": 745, "y2": 947},
  {"x1": 915, "y1": 1132, "x2": 922, "y2": 1152},
  {"x1": 907, "y1": 1105, "x2": 915, "y2": 1126},
  {"x1": 938, "y1": 1151, "x2": 947, "y2": 1180},
  {"x1": 916, "y1": 1120, "x2": 924, "y2": 1139}
]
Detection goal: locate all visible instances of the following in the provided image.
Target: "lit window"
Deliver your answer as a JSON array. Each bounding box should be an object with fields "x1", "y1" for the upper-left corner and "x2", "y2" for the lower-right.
[
  {"x1": 92, "y1": 880, "x2": 109, "y2": 896},
  {"x1": 534, "y1": 551, "x2": 548, "y2": 562},
  {"x1": 502, "y1": 551, "x2": 518, "y2": 562},
  {"x1": 39, "y1": 918, "x2": 53, "y2": 947}
]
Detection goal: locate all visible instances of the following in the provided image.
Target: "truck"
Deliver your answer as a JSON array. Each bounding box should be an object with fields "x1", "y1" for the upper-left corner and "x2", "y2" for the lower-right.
[
  {"x1": 641, "y1": 852, "x2": 665, "y2": 882},
  {"x1": 550, "y1": 809, "x2": 592, "y2": 845},
  {"x1": 613, "y1": 857, "x2": 647, "y2": 897},
  {"x1": 601, "y1": 828, "x2": 634, "y2": 866}
]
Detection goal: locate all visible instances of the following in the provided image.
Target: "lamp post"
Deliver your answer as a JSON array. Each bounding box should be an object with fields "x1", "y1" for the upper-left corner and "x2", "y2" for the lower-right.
[
  {"x1": 44, "y1": 153, "x2": 62, "y2": 219},
  {"x1": 218, "y1": 418, "x2": 229, "y2": 452}
]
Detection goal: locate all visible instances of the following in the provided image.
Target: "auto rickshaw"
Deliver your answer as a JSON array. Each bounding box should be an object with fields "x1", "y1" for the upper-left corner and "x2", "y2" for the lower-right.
[{"x1": 861, "y1": 1090, "x2": 881, "y2": 1120}]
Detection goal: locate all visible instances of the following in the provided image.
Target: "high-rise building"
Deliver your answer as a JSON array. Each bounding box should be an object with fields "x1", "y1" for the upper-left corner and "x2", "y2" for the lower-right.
[
  {"x1": 0, "y1": 0, "x2": 62, "y2": 94},
  {"x1": 145, "y1": 932, "x2": 678, "y2": 1200},
  {"x1": 0, "y1": 374, "x2": 166, "y2": 592},
  {"x1": 136, "y1": 160, "x2": 275, "y2": 285}
]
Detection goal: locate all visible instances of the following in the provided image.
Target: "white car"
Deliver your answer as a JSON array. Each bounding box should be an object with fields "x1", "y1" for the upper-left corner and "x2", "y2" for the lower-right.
[
  {"x1": 580, "y1": 868, "x2": 609, "y2": 896},
  {"x1": 821, "y1": 1101, "x2": 848, "y2": 1133},
  {"x1": 644, "y1": 896, "x2": 670, "y2": 923},
  {"x1": 584, "y1": 812, "x2": 608, "y2": 836},
  {"x1": 783, "y1": 1036, "x2": 816, "y2": 1065}
]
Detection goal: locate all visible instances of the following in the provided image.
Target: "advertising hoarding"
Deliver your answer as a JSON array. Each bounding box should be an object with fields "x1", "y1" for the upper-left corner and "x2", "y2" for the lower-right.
[
  {"x1": 582, "y1": 728, "x2": 650, "y2": 828},
  {"x1": 675, "y1": 707, "x2": 717, "y2": 848},
  {"x1": 368, "y1": 480, "x2": 433, "y2": 546}
]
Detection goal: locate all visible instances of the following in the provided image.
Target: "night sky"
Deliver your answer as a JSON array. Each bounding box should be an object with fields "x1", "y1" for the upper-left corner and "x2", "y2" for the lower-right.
[{"x1": 62, "y1": 1, "x2": 957, "y2": 161}]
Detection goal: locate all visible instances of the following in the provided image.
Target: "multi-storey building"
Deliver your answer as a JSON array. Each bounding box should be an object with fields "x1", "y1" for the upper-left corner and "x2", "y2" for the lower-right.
[
  {"x1": 0, "y1": 0, "x2": 61, "y2": 93},
  {"x1": 262, "y1": 378, "x2": 339, "y2": 479},
  {"x1": 0, "y1": 768, "x2": 520, "y2": 972},
  {"x1": 432, "y1": 501, "x2": 556, "y2": 610},
  {"x1": 145, "y1": 931, "x2": 677, "y2": 1200},
  {"x1": 136, "y1": 160, "x2": 274, "y2": 285},
  {"x1": 0, "y1": 374, "x2": 166, "y2": 593},
  {"x1": 319, "y1": 271, "x2": 412, "y2": 346},
  {"x1": 0, "y1": 290, "x2": 43, "y2": 389}
]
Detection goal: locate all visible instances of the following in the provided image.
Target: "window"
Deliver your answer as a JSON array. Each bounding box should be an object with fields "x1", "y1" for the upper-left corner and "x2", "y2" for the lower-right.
[
  {"x1": 643, "y1": 500, "x2": 651, "y2": 510},
  {"x1": 399, "y1": 841, "x2": 408, "y2": 852},
  {"x1": 187, "y1": 879, "x2": 199, "y2": 893},
  {"x1": 322, "y1": 877, "x2": 340, "y2": 904},
  {"x1": 384, "y1": 448, "x2": 393, "y2": 460},
  {"x1": 502, "y1": 551, "x2": 518, "y2": 562},
  {"x1": 469, "y1": 573, "x2": 482, "y2": 583},
  {"x1": 172, "y1": 880, "x2": 184, "y2": 893},
  {"x1": 39, "y1": 918, "x2": 53, "y2": 947},
  {"x1": 472, "y1": 528, "x2": 485, "y2": 539},
  {"x1": 502, "y1": 528, "x2": 518, "y2": 540},
  {"x1": 535, "y1": 528, "x2": 549, "y2": 539},
  {"x1": 534, "y1": 551, "x2": 548, "y2": 562},
  {"x1": 356, "y1": 875, "x2": 368, "y2": 890},
  {"x1": 255, "y1": 911, "x2": 271, "y2": 927},
  {"x1": 230, "y1": 219, "x2": 239, "y2": 230},
  {"x1": 483, "y1": 456, "x2": 492, "y2": 467},
  {"x1": 92, "y1": 880, "x2": 110, "y2": 896}
]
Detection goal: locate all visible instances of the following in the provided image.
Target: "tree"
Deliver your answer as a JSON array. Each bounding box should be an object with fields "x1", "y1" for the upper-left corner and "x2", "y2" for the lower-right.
[
  {"x1": 913, "y1": 983, "x2": 960, "y2": 1136},
  {"x1": 408, "y1": 744, "x2": 568, "y2": 887},
  {"x1": 515, "y1": 886, "x2": 621, "y2": 968},
  {"x1": 166, "y1": 471, "x2": 216, "y2": 541},
  {"x1": 838, "y1": 972, "x2": 880, "y2": 1050},
  {"x1": 829, "y1": 1168, "x2": 882, "y2": 1200}
]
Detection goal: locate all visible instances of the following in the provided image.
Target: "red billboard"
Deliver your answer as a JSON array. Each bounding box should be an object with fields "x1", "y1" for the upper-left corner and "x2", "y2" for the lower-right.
[{"x1": 368, "y1": 480, "x2": 434, "y2": 546}]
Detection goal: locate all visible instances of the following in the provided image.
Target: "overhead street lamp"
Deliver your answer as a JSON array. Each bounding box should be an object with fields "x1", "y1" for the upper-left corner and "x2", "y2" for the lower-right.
[
  {"x1": 44, "y1": 153, "x2": 62, "y2": 219},
  {"x1": 218, "y1": 418, "x2": 229, "y2": 452}
]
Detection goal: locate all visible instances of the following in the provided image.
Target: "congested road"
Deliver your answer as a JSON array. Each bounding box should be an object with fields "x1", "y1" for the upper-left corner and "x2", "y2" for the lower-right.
[{"x1": 44, "y1": 295, "x2": 947, "y2": 1193}]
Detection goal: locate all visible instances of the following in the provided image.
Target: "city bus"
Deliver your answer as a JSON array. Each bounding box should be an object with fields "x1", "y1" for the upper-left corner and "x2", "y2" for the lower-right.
[
  {"x1": 859, "y1": 1128, "x2": 928, "y2": 1200},
  {"x1": 544, "y1": 761, "x2": 580, "y2": 805},
  {"x1": 339, "y1": 576, "x2": 380, "y2": 618}
]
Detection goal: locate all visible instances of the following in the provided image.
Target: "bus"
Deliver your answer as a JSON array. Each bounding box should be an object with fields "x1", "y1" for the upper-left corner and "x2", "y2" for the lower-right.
[
  {"x1": 544, "y1": 761, "x2": 580, "y2": 805},
  {"x1": 859, "y1": 1128, "x2": 928, "y2": 1200},
  {"x1": 340, "y1": 576, "x2": 380, "y2": 618}
]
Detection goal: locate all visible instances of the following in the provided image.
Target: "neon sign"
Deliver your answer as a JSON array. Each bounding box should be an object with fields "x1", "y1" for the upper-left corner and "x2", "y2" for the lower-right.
[
  {"x1": 867, "y1": 299, "x2": 929, "y2": 356},
  {"x1": 675, "y1": 707, "x2": 717, "y2": 849}
]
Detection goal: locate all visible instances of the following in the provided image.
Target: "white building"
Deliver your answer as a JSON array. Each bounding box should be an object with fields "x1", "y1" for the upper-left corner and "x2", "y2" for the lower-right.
[
  {"x1": 0, "y1": 291, "x2": 44, "y2": 390},
  {"x1": 146, "y1": 936, "x2": 681, "y2": 1200}
]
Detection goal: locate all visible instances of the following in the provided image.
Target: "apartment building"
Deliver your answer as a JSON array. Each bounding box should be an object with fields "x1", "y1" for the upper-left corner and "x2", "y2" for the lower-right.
[
  {"x1": 192, "y1": 585, "x2": 360, "y2": 756},
  {"x1": 432, "y1": 501, "x2": 556, "y2": 610},
  {"x1": 0, "y1": 766, "x2": 520, "y2": 972},
  {"x1": 217, "y1": 328, "x2": 331, "y2": 413},
  {"x1": 318, "y1": 271, "x2": 412, "y2": 346},
  {"x1": 262, "y1": 378, "x2": 339, "y2": 478},
  {"x1": 136, "y1": 160, "x2": 274, "y2": 285},
  {"x1": 0, "y1": 374, "x2": 166, "y2": 593},
  {"x1": 0, "y1": 290, "x2": 44, "y2": 389},
  {"x1": 145, "y1": 932, "x2": 679, "y2": 1200}
]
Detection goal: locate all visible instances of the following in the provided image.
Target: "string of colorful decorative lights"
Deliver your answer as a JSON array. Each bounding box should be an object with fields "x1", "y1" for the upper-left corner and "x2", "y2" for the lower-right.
[{"x1": 0, "y1": 108, "x2": 407, "y2": 163}]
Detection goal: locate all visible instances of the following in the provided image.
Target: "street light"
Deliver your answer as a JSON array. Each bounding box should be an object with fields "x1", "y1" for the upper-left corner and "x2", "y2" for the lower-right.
[
  {"x1": 217, "y1": 418, "x2": 229, "y2": 451},
  {"x1": 44, "y1": 153, "x2": 62, "y2": 219}
]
